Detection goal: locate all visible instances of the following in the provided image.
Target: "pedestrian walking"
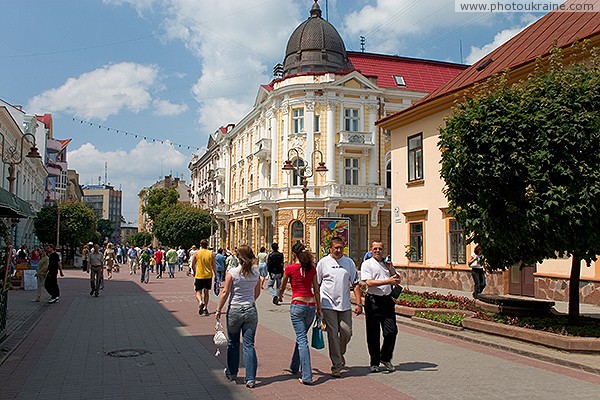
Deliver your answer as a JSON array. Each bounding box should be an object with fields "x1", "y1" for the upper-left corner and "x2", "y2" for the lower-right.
[
  {"x1": 33, "y1": 248, "x2": 48, "y2": 303},
  {"x1": 104, "y1": 243, "x2": 115, "y2": 280},
  {"x1": 257, "y1": 246, "x2": 268, "y2": 289},
  {"x1": 188, "y1": 245, "x2": 198, "y2": 276},
  {"x1": 267, "y1": 242, "x2": 284, "y2": 305},
  {"x1": 215, "y1": 248, "x2": 227, "y2": 284},
  {"x1": 360, "y1": 241, "x2": 400, "y2": 373},
  {"x1": 165, "y1": 246, "x2": 177, "y2": 278},
  {"x1": 89, "y1": 244, "x2": 104, "y2": 297},
  {"x1": 468, "y1": 245, "x2": 486, "y2": 298},
  {"x1": 139, "y1": 247, "x2": 151, "y2": 284},
  {"x1": 216, "y1": 244, "x2": 261, "y2": 388},
  {"x1": 82, "y1": 243, "x2": 91, "y2": 273},
  {"x1": 278, "y1": 242, "x2": 321, "y2": 385},
  {"x1": 192, "y1": 239, "x2": 216, "y2": 316},
  {"x1": 154, "y1": 247, "x2": 164, "y2": 279},
  {"x1": 316, "y1": 236, "x2": 362, "y2": 378},
  {"x1": 128, "y1": 246, "x2": 139, "y2": 274},
  {"x1": 176, "y1": 246, "x2": 186, "y2": 272},
  {"x1": 44, "y1": 244, "x2": 64, "y2": 303}
]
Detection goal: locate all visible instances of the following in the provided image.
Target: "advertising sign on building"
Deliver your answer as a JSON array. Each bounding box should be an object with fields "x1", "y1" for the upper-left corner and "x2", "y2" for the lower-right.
[{"x1": 316, "y1": 218, "x2": 350, "y2": 261}]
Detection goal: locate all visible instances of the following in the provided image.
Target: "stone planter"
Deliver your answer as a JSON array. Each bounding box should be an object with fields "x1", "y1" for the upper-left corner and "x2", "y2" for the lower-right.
[
  {"x1": 462, "y1": 317, "x2": 600, "y2": 352},
  {"x1": 412, "y1": 316, "x2": 464, "y2": 331}
]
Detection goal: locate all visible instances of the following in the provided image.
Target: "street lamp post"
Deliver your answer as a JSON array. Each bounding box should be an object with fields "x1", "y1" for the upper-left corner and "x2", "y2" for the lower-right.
[
  {"x1": 0, "y1": 128, "x2": 42, "y2": 194},
  {"x1": 282, "y1": 148, "x2": 328, "y2": 247}
]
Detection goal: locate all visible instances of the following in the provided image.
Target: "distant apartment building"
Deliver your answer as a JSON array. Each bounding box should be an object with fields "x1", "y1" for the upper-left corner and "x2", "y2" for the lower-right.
[{"x1": 82, "y1": 184, "x2": 123, "y2": 243}]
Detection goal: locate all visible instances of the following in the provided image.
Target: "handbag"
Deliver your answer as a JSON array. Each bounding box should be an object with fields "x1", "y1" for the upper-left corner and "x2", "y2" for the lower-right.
[
  {"x1": 311, "y1": 316, "x2": 325, "y2": 350},
  {"x1": 390, "y1": 285, "x2": 403, "y2": 299}
]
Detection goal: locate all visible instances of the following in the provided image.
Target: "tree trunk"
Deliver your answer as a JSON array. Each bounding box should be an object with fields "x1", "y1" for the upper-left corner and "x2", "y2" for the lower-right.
[{"x1": 568, "y1": 253, "x2": 581, "y2": 323}]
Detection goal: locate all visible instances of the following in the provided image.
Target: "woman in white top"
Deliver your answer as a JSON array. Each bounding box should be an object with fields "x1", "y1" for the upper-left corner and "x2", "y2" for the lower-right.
[{"x1": 216, "y1": 244, "x2": 261, "y2": 388}]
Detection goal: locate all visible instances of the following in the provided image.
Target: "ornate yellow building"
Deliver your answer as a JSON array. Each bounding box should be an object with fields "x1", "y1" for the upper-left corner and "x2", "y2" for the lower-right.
[{"x1": 195, "y1": 1, "x2": 466, "y2": 264}]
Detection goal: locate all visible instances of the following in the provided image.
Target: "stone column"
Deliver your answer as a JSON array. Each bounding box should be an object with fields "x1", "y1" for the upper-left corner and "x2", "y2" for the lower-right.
[
  {"x1": 326, "y1": 100, "x2": 337, "y2": 183},
  {"x1": 269, "y1": 108, "x2": 278, "y2": 187},
  {"x1": 368, "y1": 103, "x2": 379, "y2": 185}
]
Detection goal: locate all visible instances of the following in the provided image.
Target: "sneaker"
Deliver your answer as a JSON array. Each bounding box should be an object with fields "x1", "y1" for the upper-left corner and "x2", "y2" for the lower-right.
[
  {"x1": 198, "y1": 303, "x2": 205, "y2": 315},
  {"x1": 203, "y1": 309, "x2": 209, "y2": 316},
  {"x1": 370, "y1": 365, "x2": 380, "y2": 373},
  {"x1": 94, "y1": 292, "x2": 99, "y2": 297},
  {"x1": 298, "y1": 378, "x2": 312, "y2": 385},
  {"x1": 331, "y1": 371, "x2": 342, "y2": 378},
  {"x1": 245, "y1": 380, "x2": 255, "y2": 388},
  {"x1": 48, "y1": 297, "x2": 59, "y2": 304},
  {"x1": 272, "y1": 296, "x2": 278, "y2": 305},
  {"x1": 381, "y1": 361, "x2": 395, "y2": 372}
]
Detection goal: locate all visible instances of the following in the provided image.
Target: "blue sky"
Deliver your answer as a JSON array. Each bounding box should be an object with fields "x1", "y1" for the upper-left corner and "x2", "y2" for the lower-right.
[{"x1": 0, "y1": 0, "x2": 549, "y2": 224}]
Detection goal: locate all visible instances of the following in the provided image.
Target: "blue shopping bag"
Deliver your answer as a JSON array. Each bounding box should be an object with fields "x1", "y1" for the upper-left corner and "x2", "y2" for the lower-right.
[{"x1": 311, "y1": 316, "x2": 325, "y2": 350}]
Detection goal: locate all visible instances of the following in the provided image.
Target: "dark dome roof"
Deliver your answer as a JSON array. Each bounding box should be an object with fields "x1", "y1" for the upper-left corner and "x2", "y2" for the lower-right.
[{"x1": 282, "y1": 1, "x2": 353, "y2": 77}]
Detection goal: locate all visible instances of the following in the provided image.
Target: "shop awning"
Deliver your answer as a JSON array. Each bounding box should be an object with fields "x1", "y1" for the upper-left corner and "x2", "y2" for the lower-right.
[{"x1": 0, "y1": 187, "x2": 35, "y2": 219}]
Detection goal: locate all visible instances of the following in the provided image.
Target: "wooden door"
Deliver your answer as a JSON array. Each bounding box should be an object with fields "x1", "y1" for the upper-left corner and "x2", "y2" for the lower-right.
[{"x1": 508, "y1": 264, "x2": 535, "y2": 297}]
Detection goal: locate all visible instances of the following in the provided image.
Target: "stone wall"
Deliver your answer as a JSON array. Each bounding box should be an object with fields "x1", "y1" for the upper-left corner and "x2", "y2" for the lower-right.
[
  {"x1": 397, "y1": 266, "x2": 504, "y2": 297},
  {"x1": 535, "y1": 276, "x2": 600, "y2": 304}
]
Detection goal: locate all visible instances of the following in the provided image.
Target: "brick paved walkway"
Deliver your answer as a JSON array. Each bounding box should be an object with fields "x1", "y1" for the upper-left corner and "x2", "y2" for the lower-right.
[{"x1": 1, "y1": 268, "x2": 599, "y2": 399}]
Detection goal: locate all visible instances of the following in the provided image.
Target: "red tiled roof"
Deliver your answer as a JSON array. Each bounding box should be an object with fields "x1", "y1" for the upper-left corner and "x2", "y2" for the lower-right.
[
  {"x1": 382, "y1": 1, "x2": 600, "y2": 122},
  {"x1": 347, "y1": 52, "x2": 468, "y2": 92}
]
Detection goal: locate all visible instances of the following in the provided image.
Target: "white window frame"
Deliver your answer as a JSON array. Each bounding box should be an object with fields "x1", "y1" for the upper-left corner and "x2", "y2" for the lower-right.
[
  {"x1": 344, "y1": 158, "x2": 359, "y2": 185},
  {"x1": 292, "y1": 108, "x2": 304, "y2": 134},
  {"x1": 344, "y1": 108, "x2": 360, "y2": 132}
]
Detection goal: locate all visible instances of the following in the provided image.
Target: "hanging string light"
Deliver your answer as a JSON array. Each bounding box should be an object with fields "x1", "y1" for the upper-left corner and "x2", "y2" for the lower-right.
[{"x1": 71, "y1": 117, "x2": 202, "y2": 151}]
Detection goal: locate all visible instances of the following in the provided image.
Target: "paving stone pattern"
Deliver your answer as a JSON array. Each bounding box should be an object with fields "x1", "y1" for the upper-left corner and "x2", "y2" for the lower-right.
[{"x1": 0, "y1": 269, "x2": 599, "y2": 400}]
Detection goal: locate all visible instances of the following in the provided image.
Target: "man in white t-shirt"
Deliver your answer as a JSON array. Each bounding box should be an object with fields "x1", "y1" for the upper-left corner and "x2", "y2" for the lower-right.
[
  {"x1": 360, "y1": 241, "x2": 401, "y2": 373},
  {"x1": 316, "y1": 236, "x2": 362, "y2": 378}
]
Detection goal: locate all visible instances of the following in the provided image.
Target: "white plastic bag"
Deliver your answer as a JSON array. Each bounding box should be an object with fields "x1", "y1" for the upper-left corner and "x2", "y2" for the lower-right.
[{"x1": 213, "y1": 320, "x2": 227, "y2": 355}]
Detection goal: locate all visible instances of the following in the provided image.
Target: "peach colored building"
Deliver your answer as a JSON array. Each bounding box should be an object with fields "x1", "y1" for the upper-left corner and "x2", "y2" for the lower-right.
[{"x1": 379, "y1": 5, "x2": 600, "y2": 304}]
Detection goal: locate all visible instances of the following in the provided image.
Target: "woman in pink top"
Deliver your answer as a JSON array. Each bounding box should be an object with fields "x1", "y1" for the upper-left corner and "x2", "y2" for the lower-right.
[{"x1": 278, "y1": 242, "x2": 321, "y2": 385}]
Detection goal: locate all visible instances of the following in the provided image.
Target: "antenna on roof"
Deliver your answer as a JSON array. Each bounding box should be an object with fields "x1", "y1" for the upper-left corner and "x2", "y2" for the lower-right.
[
  {"x1": 360, "y1": 36, "x2": 366, "y2": 52},
  {"x1": 459, "y1": 39, "x2": 464, "y2": 64},
  {"x1": 104, "y1": 161, "x2": 108, "y2": 185}
]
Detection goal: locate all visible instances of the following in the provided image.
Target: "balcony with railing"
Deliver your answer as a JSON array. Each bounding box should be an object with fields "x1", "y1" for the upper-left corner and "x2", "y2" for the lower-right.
[
  {"x1": 253, "y1": 138, "x2": 272, "y2": 159},
  {"x1": 320, "y1": 184, "x2": 387, "y2": 200},
  {"x1": 337, "y1": 131, "x2": 374, "y2": 150}
]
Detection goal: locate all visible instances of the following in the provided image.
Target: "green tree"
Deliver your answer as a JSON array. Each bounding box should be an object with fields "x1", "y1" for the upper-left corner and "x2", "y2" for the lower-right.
[
  {"x1": 153, "y1": 203, "x2": 211, "y2": 249},
  {"x1": 438, "y1": 44, "x2": 600, "y2": 321},
  {"x1": 97, "y1": 219, "x2": 113, "y2": 241},
  {"x1": 34, "y1": 202, "x2": 98, "y2": 246},
  {"x1": 142, "y1": 188, "x2": 179, "y2": 221},
  {"x1": 127, "y1": 232, "x2": 154, "y2": 247}
]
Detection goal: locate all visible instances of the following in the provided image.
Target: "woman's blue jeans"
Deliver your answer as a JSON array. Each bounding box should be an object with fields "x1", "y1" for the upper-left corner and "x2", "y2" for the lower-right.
[
  {"x1": 226, "y1": 305, "x2": 258, "y2": 383},
  {"x1": 289, "y1": 304, "x2": 316, "y2": 383}
]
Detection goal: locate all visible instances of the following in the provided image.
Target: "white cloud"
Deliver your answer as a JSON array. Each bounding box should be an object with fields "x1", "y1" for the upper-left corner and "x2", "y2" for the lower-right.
[
  {"x1": 152, "y1": 99, "x2": 188, "y2": 116},
  {"x1": 69, "y1": 141, "x2": 189, "y2": 221},
  {"x1": 108, "y1": 0, "x2": 302, "y2": 132},
  {"x1": 342, "y1": 0, "x2": 493, "y2": 54},
  {"x1": 27, "y1": 62, "x2": 160, "y2": 120},
  {"x1": 466, "y1": 20, "x2": 534, "y2": 64}
]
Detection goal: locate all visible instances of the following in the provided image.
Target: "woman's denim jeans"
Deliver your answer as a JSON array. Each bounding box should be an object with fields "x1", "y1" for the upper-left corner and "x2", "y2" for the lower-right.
[
  {"x1": 289, "y1": 304, "x2": 316, "y2": 383},
  {"x1": 226, "y1": 305, "x2": 258, "y2": 383}
]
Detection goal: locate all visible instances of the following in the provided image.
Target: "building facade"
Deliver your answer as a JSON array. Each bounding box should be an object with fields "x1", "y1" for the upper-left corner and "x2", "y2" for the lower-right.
[
  {"x1": 205, "y1": 2, "x2": 466, "y2": 264},
  {"x1": 379, "y1": 8, "x2": 600, "y2": 304},
  {"x1": 82, "y1": 184, "x2": 123, "y2": 243},
  {"x1": 189, "y1": 125, "x2": 234, "y2": 249}
]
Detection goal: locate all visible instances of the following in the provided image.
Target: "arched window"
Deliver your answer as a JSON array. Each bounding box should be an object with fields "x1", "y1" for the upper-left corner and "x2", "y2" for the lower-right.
[
  {"x1": 292, "y1": 158, "x2": 305, "y2": 186},
  {"x1": 291, "y1": 220, "x2": 304, "y2": 241}
]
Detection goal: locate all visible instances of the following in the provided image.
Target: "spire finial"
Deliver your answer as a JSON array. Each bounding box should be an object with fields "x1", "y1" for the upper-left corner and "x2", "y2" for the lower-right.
[{"x1": 310, "y1": 0, "x2": 322, "y2": 18}]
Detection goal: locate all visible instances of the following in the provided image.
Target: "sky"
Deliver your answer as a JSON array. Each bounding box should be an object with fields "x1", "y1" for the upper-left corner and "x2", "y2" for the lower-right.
[{"x1": 0, "y1": 0, "x2": 550, "y2": 225}]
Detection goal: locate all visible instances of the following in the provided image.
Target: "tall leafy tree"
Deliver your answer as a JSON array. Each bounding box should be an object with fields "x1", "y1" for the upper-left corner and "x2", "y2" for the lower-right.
[
  {"x1": 34, "y1": 202, "x2": 98, "y2": 246},
  {"x1": 127, "y1": 232, "x2": 153, "y2": 247},
  {"x1": 97, "y1": 219, "x2": 114, "y2": 241},
  {"x1": 142, "y1": 188, "x2": 179, "y2": 222},
  {"x1": 439, "y1": 44, "x2": 600, "y2": 321},
  {"x1": 153, "y1": 203, "x2": 211, "y2": 249}
]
